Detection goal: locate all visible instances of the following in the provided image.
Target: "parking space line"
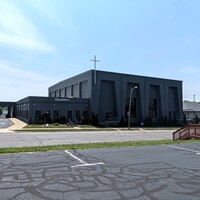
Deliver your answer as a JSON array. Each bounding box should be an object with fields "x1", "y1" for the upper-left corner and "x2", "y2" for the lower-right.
[
  {"x1": 65, "y1": 150, "x2": 86, "y2": 164},
  {"x1": 163, "y1": 144, "x2": 200, "y2": 154},
  {"x1": 71, "y1": 162, "x2": 104, "y2": 168},
  {"x1": 65, "y1": 150, "x2": 104, "y2": 168}
]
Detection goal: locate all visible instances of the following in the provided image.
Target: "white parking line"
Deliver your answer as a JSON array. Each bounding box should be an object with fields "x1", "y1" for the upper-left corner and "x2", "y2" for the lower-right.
[
  {"x1": 71, "y1": 162, "x2": 104, "y2": 168},
  {"x1": 163, "y1": 144, "x2": 200, "y2": 154},
  {"x1": 65, "y1": 150, "x2": 104, "y2": 168},
  {"x1": 65, "y1": 150, "x2": 86, "y2": 164}
]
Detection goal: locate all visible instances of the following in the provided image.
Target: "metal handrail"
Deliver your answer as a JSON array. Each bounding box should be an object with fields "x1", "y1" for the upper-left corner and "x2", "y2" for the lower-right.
[{"x1": 173, "y1": 124, "x2": 200, "y2": 140}]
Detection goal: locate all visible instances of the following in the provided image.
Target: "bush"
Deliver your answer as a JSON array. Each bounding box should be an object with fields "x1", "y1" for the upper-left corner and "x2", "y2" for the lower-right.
[
  {"x1": 183, "y1": 114, "x2": 187, "y2": 125},
  {"x1": 60, "y1": 116, "x2": 67, "y2": 124},
  {"x1": 120, "y1": 116, "x2": 125, "y2": 127},
  {"x1": 194, "y1": 114, "x2": 199, "y2": 124},
  {"x1": 82, "y1": 117, "x2": 91, "y2": 125},
  {"x1": 144, "y1": 117, "x2": 152, "y2": 126},
  {"x1": 91, "y1": 113, "x2": 99, "y2": 126},
  {"x1": 53, "y1": 118, "x2": 60, "y2": 123}
]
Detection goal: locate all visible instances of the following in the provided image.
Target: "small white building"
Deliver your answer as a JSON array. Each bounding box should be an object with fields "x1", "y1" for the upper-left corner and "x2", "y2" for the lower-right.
[{"x1": 183, "y1": 101, "x2": 200, "y2": 120}]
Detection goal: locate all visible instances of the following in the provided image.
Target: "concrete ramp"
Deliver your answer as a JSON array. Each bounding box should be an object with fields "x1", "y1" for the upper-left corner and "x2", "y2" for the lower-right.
[{"x1": 8, "y1": 118, "x2": 27, "y2": 130}]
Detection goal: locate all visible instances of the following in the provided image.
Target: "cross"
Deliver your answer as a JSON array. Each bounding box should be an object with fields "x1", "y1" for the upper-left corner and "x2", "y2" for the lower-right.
[
  {"x1": 90, "y1": 55, "x2": 100, "y2": 85},
  {"x1": 90, "y1": 55, "x2": 100, "y2": 70}
]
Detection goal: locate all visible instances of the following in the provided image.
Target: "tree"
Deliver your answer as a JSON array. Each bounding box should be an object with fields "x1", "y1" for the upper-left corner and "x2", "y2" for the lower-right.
[
  {"x1": 183, "y1": 114, "x2": 187, "y2": 125},
  {"x1": 194, "y1": 114, "x2": 199, "y2": 124},
  {"x1": 0, "y1": 107, "x2": 3, "y2": 115},
  {"x1": 120, "y1": 116, "x2": 125, "y2": 127},
  {"x1": 91, "y1": 113, "x2": 99, "y2": 126}
]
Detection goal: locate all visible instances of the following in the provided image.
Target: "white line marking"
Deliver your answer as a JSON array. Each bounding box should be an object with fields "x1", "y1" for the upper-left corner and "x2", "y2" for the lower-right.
[
  {"x1": 71, "y1": 162, "x2": 104, "y2": 168},
  {"x1": 164, "y1": 144, "x2": 200, "y2": 154},
  {"x1": 65, "y1": 150, "x2": 104, "y2": 168},
  {"x1": 65, "y1": 150, "x2": 86, "y2": 164}
]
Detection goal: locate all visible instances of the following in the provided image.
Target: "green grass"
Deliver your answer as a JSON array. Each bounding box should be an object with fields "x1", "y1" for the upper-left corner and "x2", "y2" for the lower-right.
[
  {"x1": 17, "y1": 124, "x2": 117, "y2": 132},
  {"x1": 0, "y1": 139, "x2": 200, "y2": 154},
  {"x1": 19, "y1": 124, "x2": 179, "y2": 132},
  {"x1": 16, "y1": 128, "x2": 116, "y2": 132},
  {"x1": 24, "y1": 124, "x2": 96, "y2": 128}
]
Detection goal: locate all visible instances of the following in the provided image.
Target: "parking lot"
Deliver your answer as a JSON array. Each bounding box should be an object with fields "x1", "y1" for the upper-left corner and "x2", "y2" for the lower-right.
[
  {"x1": 0, "y1": 117, "x2": 13, "y2": 129},
  {"x1": 0, "y1": 142, "x2": 200, "y2": 200}
]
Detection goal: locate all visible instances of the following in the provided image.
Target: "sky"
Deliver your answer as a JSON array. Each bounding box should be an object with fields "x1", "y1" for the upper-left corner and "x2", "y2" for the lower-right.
[{"x1": 0, "y1": 0, "x2": 200, "y2": 102}]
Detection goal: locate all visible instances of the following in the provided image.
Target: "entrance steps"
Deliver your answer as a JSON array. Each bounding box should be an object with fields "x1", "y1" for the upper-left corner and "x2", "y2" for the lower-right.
[{"x1": 173, "y1": 124, "x2": 200, "y2": 141}]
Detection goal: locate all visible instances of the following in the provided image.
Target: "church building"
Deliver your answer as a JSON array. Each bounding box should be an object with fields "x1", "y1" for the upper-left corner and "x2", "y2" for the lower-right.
[{"x1": 46, "y1": 69, "x2": 183, "y2": 125}]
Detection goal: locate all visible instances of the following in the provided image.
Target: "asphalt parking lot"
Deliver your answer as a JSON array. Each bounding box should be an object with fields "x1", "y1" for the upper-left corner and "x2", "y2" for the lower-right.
[
  {"x1": 0, "y1": 117, "x2": 13, "y2": 129},
  {"x1": 0, "y1": 143, "x2": 200, "y2": 200}
]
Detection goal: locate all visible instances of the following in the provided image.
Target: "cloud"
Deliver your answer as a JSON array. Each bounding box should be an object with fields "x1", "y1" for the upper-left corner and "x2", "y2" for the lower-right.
[
  {"x1": 0, "y1": 1, "x2": 56, "y2": 54},
  {"x1": 0, "y1": 60, "x2": 54, "y2": 101},
  {"x1": 0, "y1": 75, "x2": 49, "y2": 101},
  {"x1": 25, "y1": 0, "x2": 63, "y2": 27},
  {"x1": 0, "y1": 60, "x2": 52, "y2": 83}
]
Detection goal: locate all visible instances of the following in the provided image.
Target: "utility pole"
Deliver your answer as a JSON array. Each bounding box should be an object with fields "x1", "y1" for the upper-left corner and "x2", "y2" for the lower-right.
[
  {"x1": 128, "y1": 86, "x2": 138, "y2": 129},
  {"x1": 90, "y1": 55, "x2": 100, "y2": 84},
  {"x1": 193, "y1": 94, "x2": 196, "y2": 102}
]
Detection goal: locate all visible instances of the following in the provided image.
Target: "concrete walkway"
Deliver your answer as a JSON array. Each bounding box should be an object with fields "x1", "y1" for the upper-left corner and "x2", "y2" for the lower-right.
[{"x1": 7, "y1": 118, "x2": 27, "y2": 130}]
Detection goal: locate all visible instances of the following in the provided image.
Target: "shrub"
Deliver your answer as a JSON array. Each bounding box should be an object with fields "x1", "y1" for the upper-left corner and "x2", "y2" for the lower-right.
[
  {"x1": 120, "y1": 116, "x2": 125, "y2": 127},
  {"x1": 194, "y1": 114, "x2": 199, "y2": 124},
  {"x1": 91, "y1": 113, "x2": 99, "y2": 126},
  {"x1": 144, "y1": 117, "x2": 152, "y2": 126},
  {"x1": 183, "y1": 114, "x2": 187, "y2": 125}
]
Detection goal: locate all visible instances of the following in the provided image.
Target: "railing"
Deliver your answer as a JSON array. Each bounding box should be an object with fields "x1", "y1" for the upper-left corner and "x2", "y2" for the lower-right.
[{"x1": 173, "y1": 124, "x2": 200, "y2": 141}]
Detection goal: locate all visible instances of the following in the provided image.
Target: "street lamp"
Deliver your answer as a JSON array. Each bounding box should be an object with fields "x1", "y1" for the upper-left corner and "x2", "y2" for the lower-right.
[{"x1": 128, "y1": 86, "x2": 138, "y2": 129}]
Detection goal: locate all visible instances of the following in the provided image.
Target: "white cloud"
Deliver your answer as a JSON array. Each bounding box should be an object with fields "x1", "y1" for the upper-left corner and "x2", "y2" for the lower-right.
[
  {"x1": 0, "y1": 60, "x2": 54, "y2": 101},
  {"x1": 0, "y1": 60, "x2": 52, "y2": 82},
  {"x1": 0, "y1": 1, "x2": 56, "y2": 53},
  {"x1": 25, "y1": 0, "x2": 63, "y2": 27},
  {"x1": 0, "y1": 76, "x2": 49, "y2": 101}
]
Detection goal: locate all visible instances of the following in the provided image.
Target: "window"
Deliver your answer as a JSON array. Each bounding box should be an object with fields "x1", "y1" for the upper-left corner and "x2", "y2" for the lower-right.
[
  {"x1": 34, "y1": 110, "x2": 41, "y2": 123},
  {"x1": 54, "y1": 111, "x2": 59, "y2": 119},
  {"x1": 75, "y1": 111, "x2": 80, "y2": 120},
  {"x1": 44, "y1": 111, "x2": 50, "y2": 124},
  {"x1": 83, "y1": 110, "x2": 88, "y2": 118},
  {"x1": 35, "y1": 110, "x2": 41, "y2": 119},
  {"x1": 67, "y1": 111, "x2": 72, "y2": 121},
  {"x1": 148, "y1": 99, "x2": 157, "y2": 118},
  {"x1": 125, "y1": 98, "x2": 137, "y2": 118},
  {"x1": 106, "y1": 112, "x2": 112, "y2": 119}
]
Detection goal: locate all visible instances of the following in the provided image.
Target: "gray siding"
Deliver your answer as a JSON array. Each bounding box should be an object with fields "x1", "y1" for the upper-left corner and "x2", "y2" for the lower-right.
[
  {"x1": 49, "y1": 70, "x2": 92, "y2": 99},
  {"x1": 47, "y1": 69, "x2": 183, "y2": 124},
  {"x1": 90, "y1": 70, "x2": 182, "y2": 123}
]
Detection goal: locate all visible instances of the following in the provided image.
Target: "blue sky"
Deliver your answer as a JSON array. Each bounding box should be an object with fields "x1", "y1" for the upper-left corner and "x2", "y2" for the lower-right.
[{"x1": 0, "y1": 0, "x2": 200, "y2": 101}]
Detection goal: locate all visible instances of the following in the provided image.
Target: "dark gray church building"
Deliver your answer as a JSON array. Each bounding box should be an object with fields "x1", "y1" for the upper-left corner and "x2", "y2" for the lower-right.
[{"x1": 15, "y1": 70, "x2": 183, "y2": 125}]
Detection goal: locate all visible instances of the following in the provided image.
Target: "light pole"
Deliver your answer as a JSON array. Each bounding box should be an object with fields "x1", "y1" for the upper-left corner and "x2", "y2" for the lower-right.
[{"x1": 128, "y1": 86, "x2": 138, "y2": 129}]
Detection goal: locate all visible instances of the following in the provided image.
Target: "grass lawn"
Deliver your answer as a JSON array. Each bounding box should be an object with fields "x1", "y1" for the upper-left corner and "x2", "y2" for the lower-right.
[
  {"x1": 24, "y1": 124, "x2": 96, "y2": 128},
  {"x1": 20, "y1": 124, "x2": 179, "y2": 132},
  {"x1": 0, "y1": 139, "x2": 199, "y2": 154}
]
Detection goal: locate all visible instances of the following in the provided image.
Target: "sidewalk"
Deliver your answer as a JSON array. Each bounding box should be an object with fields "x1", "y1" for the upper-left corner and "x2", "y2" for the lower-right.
[{"x1": 8, "y1": 118, "x2": 27, "y2": 130}]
